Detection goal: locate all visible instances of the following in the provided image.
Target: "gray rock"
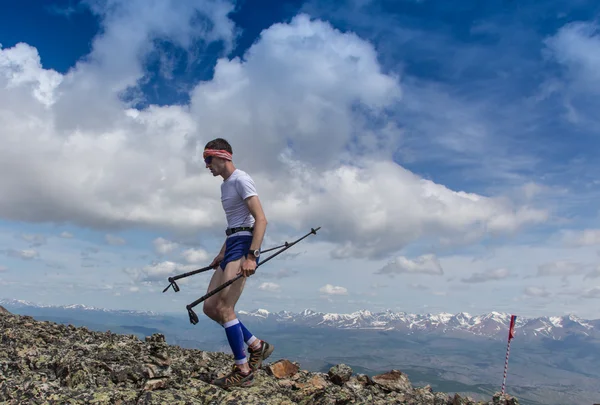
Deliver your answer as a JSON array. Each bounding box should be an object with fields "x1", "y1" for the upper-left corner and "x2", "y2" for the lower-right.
[{"x1": 328, "y1": 363, "x2": 353, "y2": 385}]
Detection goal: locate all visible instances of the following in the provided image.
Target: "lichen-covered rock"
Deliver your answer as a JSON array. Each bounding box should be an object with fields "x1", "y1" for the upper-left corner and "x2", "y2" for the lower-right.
[
  {"x1": 0, "y1": 310, "x2": 520, "y2": 405},
  {"x1": 328, "y1": 363, "x2": 353, "y2": 385}
]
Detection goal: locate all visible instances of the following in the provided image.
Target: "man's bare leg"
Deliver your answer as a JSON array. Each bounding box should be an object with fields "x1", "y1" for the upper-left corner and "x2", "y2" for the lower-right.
[{"x1": 203, "y1": 258, "x2": 254, "y2": 374}]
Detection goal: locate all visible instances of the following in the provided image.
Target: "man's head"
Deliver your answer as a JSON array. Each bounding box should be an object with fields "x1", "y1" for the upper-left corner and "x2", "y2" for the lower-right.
[{"x1": 204, "y1": 138, "x2": 233, "y2": 177}]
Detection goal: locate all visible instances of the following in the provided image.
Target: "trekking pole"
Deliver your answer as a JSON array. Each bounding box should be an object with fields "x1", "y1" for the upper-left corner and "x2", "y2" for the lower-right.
[
  {"x1": 163, "y1": 239, "x2": 310, "y2": 293},
  {"x1": 259, "y1": 242, "x2": 289, "y2": 253},
  {"x1": 186, "y1": 226, "x2": 320, "y2": 324},
  {"x1": 162, "y1": 265, "x2": 215, "y2": 293}
]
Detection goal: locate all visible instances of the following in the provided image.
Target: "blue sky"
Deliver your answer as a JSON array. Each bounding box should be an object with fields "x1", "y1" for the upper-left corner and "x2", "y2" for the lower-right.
[{"x1": 1, "y1": 0, "x2": 599, "y2": 319}]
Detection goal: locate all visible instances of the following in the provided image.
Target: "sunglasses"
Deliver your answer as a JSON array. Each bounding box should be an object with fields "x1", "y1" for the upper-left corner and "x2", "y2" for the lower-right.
[{"x1": 204, "y1": 156, "x2": 213, "y2": 165}]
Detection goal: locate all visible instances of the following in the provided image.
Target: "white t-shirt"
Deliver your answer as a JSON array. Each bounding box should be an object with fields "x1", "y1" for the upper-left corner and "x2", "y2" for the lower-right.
[{"x1": 221, "y1": 169, "x2": 258, "y2": 232}]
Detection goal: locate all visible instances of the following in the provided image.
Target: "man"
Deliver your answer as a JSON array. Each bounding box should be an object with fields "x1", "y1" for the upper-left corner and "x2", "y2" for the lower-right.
[{"x1": 201, "y1": 138, "x2": 274, "y2": 388}]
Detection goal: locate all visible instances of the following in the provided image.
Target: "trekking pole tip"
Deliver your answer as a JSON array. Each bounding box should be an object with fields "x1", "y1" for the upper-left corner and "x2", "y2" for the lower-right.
[{"x1": 163, "y1": 277, "x2": 177, "y2": 293}]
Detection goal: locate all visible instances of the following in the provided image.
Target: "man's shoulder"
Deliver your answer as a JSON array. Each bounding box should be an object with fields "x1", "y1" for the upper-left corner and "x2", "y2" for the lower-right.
[{"x1": 233, "y1": 169, "x2": 254, "y2": 181}]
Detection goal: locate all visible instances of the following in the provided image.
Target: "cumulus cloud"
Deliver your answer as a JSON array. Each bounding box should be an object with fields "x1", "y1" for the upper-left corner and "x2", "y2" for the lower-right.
[
  {"x1": 181, "y1": 248, "x2": 210, "y2": 264},
  {"x1": 123, "y1": 260, "x2": 197, "y2": 282},
  {"x1": 461, "y1": 268, "x2": 510, "y2": 283},
  {"x1": 153, "y1": 237, "x2": 179, "y2": 255},
  {"x1": 258, "y1": 282, "x2": 281, "y2": 292},
  {"x1": 0, "y1": 3, "x2": 549, "y2": 261},
  {"x1": 375, "y1": 254, "x2": 443, "y2": 276},
  {"x1": 320, "y1": 284, "x2": 348, "y2": 295}
]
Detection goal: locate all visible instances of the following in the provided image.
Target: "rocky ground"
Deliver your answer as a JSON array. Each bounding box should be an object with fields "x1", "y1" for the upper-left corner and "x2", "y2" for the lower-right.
[{"x1": 0, "y1": 306, "x2": 520, "y2": 404}]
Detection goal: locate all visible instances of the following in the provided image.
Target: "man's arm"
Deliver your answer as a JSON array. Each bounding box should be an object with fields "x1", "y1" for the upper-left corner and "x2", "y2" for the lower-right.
[{"x1": 245, "y1": 195, "x2": 267, "y2": 255}]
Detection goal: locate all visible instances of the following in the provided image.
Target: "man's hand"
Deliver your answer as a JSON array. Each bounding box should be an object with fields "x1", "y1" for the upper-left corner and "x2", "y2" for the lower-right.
[
  {"x1": 210, "y1": 253, "x2": 224, "y2": 269},
  {"x1": 240, "y1": 256, "x2": 257, "y2": 277}
]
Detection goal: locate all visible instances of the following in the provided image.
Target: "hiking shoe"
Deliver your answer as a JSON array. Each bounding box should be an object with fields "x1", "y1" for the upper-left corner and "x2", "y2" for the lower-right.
[
  {"x1": 211, "y1": 365, "x2": 254, "y2": 389},
  {"x1": 248, "y1": 340, "x2": 275, "y2": 371}
]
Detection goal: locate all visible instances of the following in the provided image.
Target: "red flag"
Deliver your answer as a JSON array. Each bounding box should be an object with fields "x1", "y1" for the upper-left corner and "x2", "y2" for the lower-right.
[{"x1": 508, "y1": 315, "x2": 517, "y2": 340}]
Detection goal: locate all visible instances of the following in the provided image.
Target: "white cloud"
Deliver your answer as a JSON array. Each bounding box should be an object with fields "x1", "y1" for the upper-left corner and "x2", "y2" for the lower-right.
[
  {"x1": 4, "y1": 249, "x2": 39, "y2": 260},
  {"x1": 544, "y1": 21, "x2": 600, "y2": 128},
  {"x1": 59, "y1": 231, "x2": 73, "y2": 239},
  {"x1": 258, "y1": 282, "x2": 281, "y2": 292},
  {"x1": 0, "y1": 265, "x2": 7, "y2": 272},
  {"x1": 105, "y1": 234, "x2": 126, "y2": 246},
  {"x1": 561, "y1": 229, "x2": 600, "y2": 247},
  {"x1": 0, "y1": 42, "x2": 62, "y2": 106},
  {"x1": 0, "y1": 5, "x2": 549, "y2": 263},
  {"x1": 181, "y1": 248, "x2": 209, "y2": 264},
  {"x1": 545, "y1": 21, "x2": 600, "y2": 94},
  {"x1": 461, "y1": 268, "x2": 510, "y2": 283},
  {"x1": 376, "y1": 254, "x2": 443, "y2": 276},
  {"x1": 524, "y1": 286, "x2": 551, "y2": 298},
  {"x1": 124, "y1": 260, "x2": 196, "y2": 282},
  {"x1": 319, "y1": 284, "x2": 348, "y2": 295},
  {"x1": 153, "y1": 237, "x2": 179, "y2": 255}
]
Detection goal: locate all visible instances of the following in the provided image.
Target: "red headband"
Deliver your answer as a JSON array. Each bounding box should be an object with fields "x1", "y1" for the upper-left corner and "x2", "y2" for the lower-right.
[{"x1": 203, "y1": 148, "x2": 232, "y2": 161}]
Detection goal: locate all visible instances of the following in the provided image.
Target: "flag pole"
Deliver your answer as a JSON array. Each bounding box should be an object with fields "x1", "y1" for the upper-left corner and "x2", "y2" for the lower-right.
[{"x1": 502, "y1": 314, "x2": 517, "y2": 395}]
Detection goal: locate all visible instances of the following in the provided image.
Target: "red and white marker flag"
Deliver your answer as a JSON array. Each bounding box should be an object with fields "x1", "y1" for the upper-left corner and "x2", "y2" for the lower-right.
[
  {"x1": 502, "y1": 314, "x2": 517, "y2": 395},
  {"x1": 508, "y1": 314, "x2": 517, "y2": 340}
]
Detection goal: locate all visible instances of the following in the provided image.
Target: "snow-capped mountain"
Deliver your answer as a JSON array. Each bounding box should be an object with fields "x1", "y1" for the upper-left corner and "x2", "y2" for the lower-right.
[
  {"x1": 2, "y1": 298, "x2": 597, "y2": 341},
  {"x1": 0, "y1": 299, "x2": 157, "y2": 316},
  {"x1": 238, "y1": 308, "x2": 600, "y2": 341}
]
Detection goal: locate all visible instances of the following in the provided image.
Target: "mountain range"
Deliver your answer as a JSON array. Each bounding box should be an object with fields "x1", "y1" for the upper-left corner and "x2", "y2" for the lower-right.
[
  {"x1": 238, "y1": 308, "x2": 599, "y2": 341},
  {"x1": 2, "y1": 299, "x2": 597, "y2": 341}
]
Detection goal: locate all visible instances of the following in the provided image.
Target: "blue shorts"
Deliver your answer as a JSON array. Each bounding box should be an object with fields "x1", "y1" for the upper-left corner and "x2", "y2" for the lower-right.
[{"x1": 219, "y1": 235, "x2": 260, "y2": 270}]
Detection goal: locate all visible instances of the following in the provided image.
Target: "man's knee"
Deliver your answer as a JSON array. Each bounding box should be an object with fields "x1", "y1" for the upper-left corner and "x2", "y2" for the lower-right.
[
  {"x1": 203, "y1": 299, "x2": 221, "y2": 320},
  {"x1": 203, "y1": 299, "x2": 231, "y2": 321}
]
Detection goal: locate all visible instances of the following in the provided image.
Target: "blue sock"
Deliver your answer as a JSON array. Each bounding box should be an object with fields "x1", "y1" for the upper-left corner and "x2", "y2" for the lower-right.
[
  {"x1": 223, "y1": 319, "x2": 247, "y2": 365},
  {"x1": 238, "y1": 320, "x2": 258, "y2": 346}
]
